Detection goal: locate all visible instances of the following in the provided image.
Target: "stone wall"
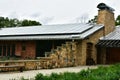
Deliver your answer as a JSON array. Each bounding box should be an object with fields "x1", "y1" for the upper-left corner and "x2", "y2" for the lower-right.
[
  {"x1": 88, "y1": 29, "x2": 104, "y2": 63},
  {"x1": 48, "y1": 41, "x2": 77, "y2": 67},
  {"x1": 70, "y1": 28, "x2": 104, "y2": 65},
  {"x1": 75, "y1": 40, "x2": 82, "y2": 65},
  {"x1": 0, "y1": 59, "x2": 53, "y2": 72},
  {"x1": 47, "y1": 28, "x2": 104, "y2": 66},
  {"x1": 97, "y1": 10, "x2": 115, "y2": 35}
]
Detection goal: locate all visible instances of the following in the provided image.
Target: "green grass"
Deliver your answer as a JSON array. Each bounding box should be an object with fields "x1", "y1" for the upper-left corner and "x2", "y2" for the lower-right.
[
  {"x1": 12, "y1": 64, "x2": 120, "y2": 80},
  {"x1": 35, "y1": 64, "x2": 120, "y2": 80}
]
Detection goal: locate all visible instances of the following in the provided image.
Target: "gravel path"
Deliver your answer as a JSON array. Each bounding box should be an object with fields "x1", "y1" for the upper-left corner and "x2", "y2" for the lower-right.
[{"x1": 0, "y1": 66, "x2": 98, "y2": 80}]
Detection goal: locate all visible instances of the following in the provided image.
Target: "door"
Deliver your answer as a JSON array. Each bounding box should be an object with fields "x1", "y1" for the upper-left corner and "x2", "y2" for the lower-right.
[
  {"x1": 106, "y1": 48, "x2": 120, "y2": 64},
  {"x1": 86, "y1": 42, "x2": 95, "y2": 65}
]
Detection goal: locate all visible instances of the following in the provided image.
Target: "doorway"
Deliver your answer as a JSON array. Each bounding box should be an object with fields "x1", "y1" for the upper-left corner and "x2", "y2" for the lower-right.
[
  {"x1": 86, "y1": 42, "x2": 95, "y2": 65},
  {"x1": 36, "y1": 40, "x2": 66, "y2": 57}
]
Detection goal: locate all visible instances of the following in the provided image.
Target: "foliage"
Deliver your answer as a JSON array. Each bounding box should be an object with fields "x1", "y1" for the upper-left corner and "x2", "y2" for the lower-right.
[
  {"x1": 35, "y1": 73, "x2": 45, "y2": 80},
  {"x1": 35, "y1": 64, "x2": 120, "y2": 80},
  {"x1": 88, "y1": 15, "x2": 120, "y2": 26},
  {"x1": 88, "y1": 15, "x2": 98, "y2": 23},
  {"x1": 115, "y1": 15, "x2": 120, "y2": 26},
  {"x1": 0, "y1": 16, "x2": 41, "y2": 28},
  {"x1": 21, "y1": 19, "x2": 41, "y2": 26}
]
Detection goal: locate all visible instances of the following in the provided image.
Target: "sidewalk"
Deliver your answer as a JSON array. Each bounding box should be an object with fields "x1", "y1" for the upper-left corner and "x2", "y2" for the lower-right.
[{"x1": 0, "y1": 66, "x2": 98, "y2": 80}]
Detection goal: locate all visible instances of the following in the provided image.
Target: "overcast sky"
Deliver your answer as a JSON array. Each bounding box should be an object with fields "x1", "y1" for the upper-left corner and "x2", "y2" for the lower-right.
[{"x1": 0, "y1": 0, "x2": 119, "y2": 25}]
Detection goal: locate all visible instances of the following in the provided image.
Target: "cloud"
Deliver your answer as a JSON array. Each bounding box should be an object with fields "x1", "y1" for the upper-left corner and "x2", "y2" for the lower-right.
[
  {"x1": 27, "y1": 12, "x2": 54, "y2": 25},
  {"x1": 75, "y1": 13, "x2": 89, "y2": 23},
  {"x1": 8, "y1": 12, "x2": 19, "y2": 19},
  {"x1": 0, "y1": 0, "x2": 119, "y2": 25},
  {"x1": 30, "y1": 12, "x2": 41, "y2": 18},
  {"x1": 40, "y1": 16, "x2": 54, "y2": 25}
]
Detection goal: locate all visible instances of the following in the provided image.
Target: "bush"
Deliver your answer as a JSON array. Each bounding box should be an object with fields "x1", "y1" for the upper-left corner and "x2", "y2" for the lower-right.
[
  {"x1": 35, "y1": 73, "x2": 45, "y2": 80},
  {"x1": 34, "y1": 64, "x2": 120, "y2": 80}
]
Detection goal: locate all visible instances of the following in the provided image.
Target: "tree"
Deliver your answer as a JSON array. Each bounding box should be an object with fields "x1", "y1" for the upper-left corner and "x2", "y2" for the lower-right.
[
  {"x1": 115, "y1": 15, "x2": 120, "y2": 26},
  {"x1": 0, "y1": 17, "x2": 5, "y2": 28},
  {"x1": 21, "y1": 20, "x2": 30, "y2": 26},
  {"x1": 88, "y1": 16, "x2": 98, "y2": 23},
  {"x1": 21, "y1": 20, "x2": 41, "y2": 26},
  {"x1": 0, "y1": 16, "x2": 42, "y2": 28}
]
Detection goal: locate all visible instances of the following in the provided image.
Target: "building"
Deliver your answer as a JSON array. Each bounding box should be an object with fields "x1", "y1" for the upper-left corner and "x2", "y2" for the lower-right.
[
  {"x1": 97, "y1": 26, "x2": 120, "y2": 64},
  {"x1": 0, "y1": 3, "x2": 116, "y2": 66}
]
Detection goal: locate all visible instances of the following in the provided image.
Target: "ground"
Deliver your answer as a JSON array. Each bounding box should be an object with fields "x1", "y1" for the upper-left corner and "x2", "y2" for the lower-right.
[{"x1": 0, "y1": 66, "x2": 98, "y2": 80}]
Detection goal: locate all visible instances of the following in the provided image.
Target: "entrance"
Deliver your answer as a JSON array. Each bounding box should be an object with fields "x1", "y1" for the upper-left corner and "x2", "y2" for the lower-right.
[
  {"x1": 106, "y1": 48, "x2": 120, "y2": 64},
  {"x1": 86, "y1": 42, "x2": 95, "y2": 65},
  {"x1": 36, "y1": 40, "x2": 66, "y2": 57}
]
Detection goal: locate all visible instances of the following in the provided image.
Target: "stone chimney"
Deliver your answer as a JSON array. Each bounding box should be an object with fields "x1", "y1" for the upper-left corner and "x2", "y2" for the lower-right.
[{"x1": 97, "y1": 3, "x2": 115, "y2": 35}]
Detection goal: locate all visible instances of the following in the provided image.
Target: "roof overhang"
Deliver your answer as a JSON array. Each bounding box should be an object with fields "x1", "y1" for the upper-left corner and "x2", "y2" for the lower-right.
[
  {"x1": 96, "y1": 40, "x2": 120, "y2": 47},
  {"x1": 0, "y1": 34, "x2": 82, "y2": 40}
]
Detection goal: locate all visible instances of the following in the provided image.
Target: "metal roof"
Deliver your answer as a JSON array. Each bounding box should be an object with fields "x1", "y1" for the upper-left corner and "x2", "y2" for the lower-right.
[
  {"x1": 100, "y1": 26, "x2": 120, "y2": 40},
  {"x1": 0, "y1": 23, "x2": 104, "y2": 40},
  {"x1": 96, "y1": 40, "x2": 120, "y2": 47},
  {"x1": 97, "y1": 26, "x2": 120, "y2": 47}
]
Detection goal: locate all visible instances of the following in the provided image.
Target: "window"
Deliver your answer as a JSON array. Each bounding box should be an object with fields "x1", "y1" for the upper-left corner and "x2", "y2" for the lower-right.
[
  {"x1": 3, "y1": 45, "x2": 6, "y2": 56},
  {"x1": 22, "y1": 42, "x2": 26, "y2": 51},
  {"x1": 11, "y1": 44, "x2": 15, "y2": 56},
  {"x1": 0, "y1": 44, "x2": 15, "y2": 57},
  {"x1": 0, "y1": 45, "x2": 2, "y2": 56},
  {"x1": 7, "y1": 45, "x2": 10, "y2": 56}
]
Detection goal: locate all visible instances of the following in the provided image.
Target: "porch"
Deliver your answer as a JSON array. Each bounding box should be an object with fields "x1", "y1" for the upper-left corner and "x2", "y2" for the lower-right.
[{"x1": 97, "y1": 40, "x2": 120, "y2": 64}]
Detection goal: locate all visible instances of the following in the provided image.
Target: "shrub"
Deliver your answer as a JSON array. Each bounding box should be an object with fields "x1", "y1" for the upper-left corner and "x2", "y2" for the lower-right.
[
  {"x1": 34, "y1": 64, "x2": 120, "y2": 80},
  {"x1": 35, "y1": 73, "x2": 45, "y2": 80}
]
